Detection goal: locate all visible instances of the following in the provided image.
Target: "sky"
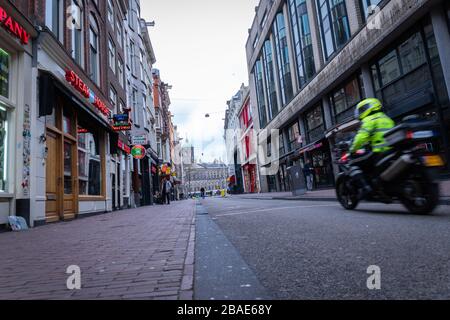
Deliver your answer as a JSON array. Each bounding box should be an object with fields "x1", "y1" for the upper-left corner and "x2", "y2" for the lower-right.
[{"x1": 140, "y1": 0, "x2": 259, "y2": 163}]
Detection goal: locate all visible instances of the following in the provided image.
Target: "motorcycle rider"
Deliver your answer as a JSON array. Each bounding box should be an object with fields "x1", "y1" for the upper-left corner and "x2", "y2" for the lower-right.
[{"x1": 349, "y1": 98, "x2": 395, "y2": 198}]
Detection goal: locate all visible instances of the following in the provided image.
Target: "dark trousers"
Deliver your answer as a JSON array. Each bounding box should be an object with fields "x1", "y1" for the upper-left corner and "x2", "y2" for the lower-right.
[{"x1": 163, "y1": 192, "x2": 170, "y2": 205}]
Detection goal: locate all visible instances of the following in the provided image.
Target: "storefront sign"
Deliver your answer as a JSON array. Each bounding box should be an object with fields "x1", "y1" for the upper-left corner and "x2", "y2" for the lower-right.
[
  {"x1": 0, "y1": 6, "x2": 30, "y2": 45},
  {"x1": 65, "y1": 70, "x2": 110, "y2": 117},
  {"x1": 131, "y1": 135, "x2": 148, "y2": 145},
  {"x1": 112, "y1": 113, "x2": 131, "y2": 131},
  {"x1": 118, "y1": 140, "x2": 131, "y2": 154},
  {"x1": 131, "y1": 145, "x2": 146, "y2": 159}
]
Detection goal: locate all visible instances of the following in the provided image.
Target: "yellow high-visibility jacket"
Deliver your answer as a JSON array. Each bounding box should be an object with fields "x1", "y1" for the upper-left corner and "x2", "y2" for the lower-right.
[{"x1": 351, "y1": 112, "x2": 395, "y2": 153}]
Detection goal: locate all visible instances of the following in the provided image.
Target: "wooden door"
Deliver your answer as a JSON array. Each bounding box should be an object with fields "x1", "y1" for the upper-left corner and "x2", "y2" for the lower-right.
[{"x1": 45, "y1": 130, "x2": 60, "y2": 222}]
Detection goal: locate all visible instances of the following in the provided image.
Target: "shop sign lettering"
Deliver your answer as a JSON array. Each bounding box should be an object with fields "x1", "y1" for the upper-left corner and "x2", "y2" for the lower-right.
[
  {"x1": 65, "y1": 70, "x2": 110, "y2": 117},
  {"x1": 0, "y1": 6, "x2": 30, "y2": 45}
]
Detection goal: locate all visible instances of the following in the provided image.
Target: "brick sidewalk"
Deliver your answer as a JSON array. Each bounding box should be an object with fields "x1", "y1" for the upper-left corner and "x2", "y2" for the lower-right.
[{"x1": 0, "y1": 201, "x2": 196, "y2": 300}]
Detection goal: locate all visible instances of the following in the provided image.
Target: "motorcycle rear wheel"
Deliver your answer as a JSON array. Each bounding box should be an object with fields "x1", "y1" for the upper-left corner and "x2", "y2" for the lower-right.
[
  {"x1": 399, "y1": 171, "x2": 440, "y2": 215},
  {"x1": 336, "y1": 178, "x2": 359, "y2": 210}
]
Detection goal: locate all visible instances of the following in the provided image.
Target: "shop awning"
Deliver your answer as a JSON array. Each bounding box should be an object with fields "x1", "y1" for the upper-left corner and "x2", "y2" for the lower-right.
[
  {"x1": 39, "y1": 71, "x2": 119, "y2": 152},
  {"x1": 325, "y1": 119, "x2": 360, "y2": 138},
  {"x1": 298, "y1": 139, "x2": 325, "y2": 155}
]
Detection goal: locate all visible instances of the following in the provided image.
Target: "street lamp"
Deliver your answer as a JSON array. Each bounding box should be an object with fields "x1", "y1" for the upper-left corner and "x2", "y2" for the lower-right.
[{"x1": 145, "y1": 21, "x2": 156, "y2": 27}]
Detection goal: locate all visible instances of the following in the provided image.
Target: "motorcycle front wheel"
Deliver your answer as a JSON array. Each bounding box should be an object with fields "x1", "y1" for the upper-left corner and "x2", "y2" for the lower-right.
[
  {"x1": 399, "y1": 170, "x2": 440, "y2": 215},
  {"x1": 336, "y1": 178, "x2": 359, "y2": 210}
]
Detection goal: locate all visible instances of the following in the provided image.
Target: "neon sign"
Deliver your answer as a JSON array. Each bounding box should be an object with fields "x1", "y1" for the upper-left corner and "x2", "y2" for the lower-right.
[
  {"x1": 0, "y1": 6, "x2": 30, "y2": 45},
  {"x1": 65, "y1": 70, "x2": 110, "y2": 117}
]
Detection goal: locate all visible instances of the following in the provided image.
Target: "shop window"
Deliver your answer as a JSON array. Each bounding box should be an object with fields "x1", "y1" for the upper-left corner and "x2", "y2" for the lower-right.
[
  {"x1": 287, "y1": 121, "x2": 301, "y2": 151},
  {"x1": 279, "y1": 131, "x2": 286, "y2": 156},
  {"x1": 305, "y1": 105, "x2": 324, "y2": 142},
  {"x1": 78, "y1": 127, "x2": 102, "y2": 196},
  {"x1": 0, "y1": 105, "x2": 8, "y2": 192},
  {"x1": 0, "y1": 48, "x2": 9, "y2": 99},
  {"x1": 330, "y1": 75, "x2": 363, "y2": 124}
]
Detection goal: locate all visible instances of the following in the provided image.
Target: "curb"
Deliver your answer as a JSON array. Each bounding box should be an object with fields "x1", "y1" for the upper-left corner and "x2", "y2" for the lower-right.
[{"x1": 179, "y1": 204, "x2": 196, "y2": 300}]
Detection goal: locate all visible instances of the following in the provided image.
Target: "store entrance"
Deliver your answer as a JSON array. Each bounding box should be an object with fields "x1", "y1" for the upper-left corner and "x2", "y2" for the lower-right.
[{"x1": 45, "y1": 101, "x2": 78, "y2": 222}]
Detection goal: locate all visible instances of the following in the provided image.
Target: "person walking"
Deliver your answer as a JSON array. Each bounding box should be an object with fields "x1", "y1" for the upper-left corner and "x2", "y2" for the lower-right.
[
  {"x1": 161, "y1": 177, "x2": 172, "y2": 205},
  {"x1": 303, "y1": 160, "x2": 314, "y2": 191}
]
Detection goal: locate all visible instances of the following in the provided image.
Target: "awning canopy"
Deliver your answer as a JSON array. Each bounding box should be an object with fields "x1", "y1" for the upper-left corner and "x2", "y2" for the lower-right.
[{"x1": 39, "y1": 70, "x2": 119, "y2": 152}]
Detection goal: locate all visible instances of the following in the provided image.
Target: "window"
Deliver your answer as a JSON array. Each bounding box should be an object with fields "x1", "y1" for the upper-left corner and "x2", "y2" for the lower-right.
[
  {"x1": 45, "y1": 0, "x2": 62, "y2": 40},
  {"x1": 89, "y1": 16, "x2": 100, "y2": 85},
  {"x1": 330, "y1": 75, "x2": 364, "y2": 124},
  {"x1": 118, "y1": 58, "x2": 124, "y2": 88},
  {"x1": 261, "y1": 11, "x2": 268, "y2": 28},
  {"x1": 132, "y1": 88, "x2": 138, "y2": 124},
  {"x1": 262, "y1": 39, "x2": 278, "y2": 120},
  {"x1": 279, "y1": 131, "x2": 286, "y2": 156},
  {"x1": 273, "y1": 12, "x2": 294, "y2": 106},
  {"x1": 108, "y1": 38, "x2": 116, "y2": 74},
  {"x1": 0, "y1": 105, "x2": 8, "y2": 192},
  {"x1": 129, "y1": 40, "x2": 136, "y2": 75},
  {"x1": 78, "y1": 127, "x2": 102, "y2": 196},
  {"x1": 117, "y1": 20, "x2": 123, "y2": 48},
  {"x1": 289, "y1": 0, "x2": 315, "y2": 88},
  {"x1": 109, "y1": 86, "x2": 117, "y2": 114},
  {"x1": 360, "y1": 0, "x2": 382, "y2": 20},
  {"x1": 317, "y1": 0, "x2": 351, "y2": 60},
  {"x1": 287, "y1": 121, "x2": 301, "y2": 151},
  {"x1": 398, "y1": 33, "x2": 426, "y2": 74},
  {"x1": 254, "y1": 59, "x2": 268, "y2": 128},
  {"x1": 139, "y1": 50, "x2": 144, "y2": 81},
  {"x1": 107, "y1": 0, "x2": 114, "y2": 28},
  {"x1": 0, "y1": 48, "x2": 10, "y2": 99},
  {"x1": 71, "y1": 0, "x2": 84, "y2": 68},
  {"x1": 305, "y1": 105, "x2": 324, "y2": 142}
]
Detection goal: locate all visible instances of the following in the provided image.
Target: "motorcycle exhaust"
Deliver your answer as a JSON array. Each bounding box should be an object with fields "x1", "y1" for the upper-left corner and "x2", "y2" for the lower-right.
[{"x1": 380, "y1": 155, "x2": 415, "y2": 182}]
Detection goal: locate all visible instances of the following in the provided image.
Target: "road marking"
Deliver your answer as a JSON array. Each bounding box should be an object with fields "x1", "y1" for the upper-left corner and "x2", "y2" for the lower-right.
[{"x1": 215, "y1": 204, "x2": 338, "y2": 217}]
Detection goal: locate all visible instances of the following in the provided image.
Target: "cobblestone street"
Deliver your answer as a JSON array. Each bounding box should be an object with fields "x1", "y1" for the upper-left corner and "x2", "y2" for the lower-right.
[{"x1": 0, "y1": 201, "x2": 195, "y2": 300}]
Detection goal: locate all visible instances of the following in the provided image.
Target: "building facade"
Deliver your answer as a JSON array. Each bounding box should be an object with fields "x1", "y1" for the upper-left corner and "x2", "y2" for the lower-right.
[
  {"x1": 246, "y1": 0, "x2": 450, "y2": 193},
  {"x1": 238, "y1": 89, "x2": 260, "y2": 193},
  {"x1": 224, "y1": 84, "x2": 248, "y2": 194},
  {"x1": 0, "y1": 1, "x2": 38, "y2": 227},
  {"x1": 0, "y1": 0, "x2": 175, "y2": 229},
  {"x1": 186, "y1": 162, "x2": 229, "y2": 195}
]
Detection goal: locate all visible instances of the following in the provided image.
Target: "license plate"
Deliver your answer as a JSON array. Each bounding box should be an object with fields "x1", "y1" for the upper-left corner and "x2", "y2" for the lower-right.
[
  {"x1": 413, "y1": 131, "x2": 434, "y2": 139},
  {"x1": 423, "y1": 155, "x2": 444, "y2": 167}
]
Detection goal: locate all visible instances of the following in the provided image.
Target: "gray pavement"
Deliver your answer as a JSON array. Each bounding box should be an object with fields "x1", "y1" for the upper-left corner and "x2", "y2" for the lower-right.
[{"x1": 198, "y1": 197, "x2": 450, "y2": 300}]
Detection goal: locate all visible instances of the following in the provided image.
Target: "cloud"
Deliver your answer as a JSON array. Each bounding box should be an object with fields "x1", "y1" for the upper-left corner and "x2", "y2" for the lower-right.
[{"x1": 141, "y1": 0, "x2": 259, "y2": 162}]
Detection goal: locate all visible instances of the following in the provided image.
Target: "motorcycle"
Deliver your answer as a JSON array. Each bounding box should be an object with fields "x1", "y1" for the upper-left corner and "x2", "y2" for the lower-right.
[{"x1": 335, "y1": 115, "x2": 444, "y2": 215}]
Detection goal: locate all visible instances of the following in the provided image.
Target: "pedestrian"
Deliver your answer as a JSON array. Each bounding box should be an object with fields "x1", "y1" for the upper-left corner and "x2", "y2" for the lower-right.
[
  {"x1": 303, "y1": 160, "x2": 314, "y2": 191},
  {"x1": 200, "y1": 187, "x2": 205, "y2": 199},
  {"x1": 161, "y1": 177, "x2": 172, "y2": 205}
]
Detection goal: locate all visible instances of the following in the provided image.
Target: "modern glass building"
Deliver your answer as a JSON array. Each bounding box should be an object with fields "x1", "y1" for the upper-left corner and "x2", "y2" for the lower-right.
[{"x1": 246, "y1": 0, "x2": 450, "y2": 193}]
